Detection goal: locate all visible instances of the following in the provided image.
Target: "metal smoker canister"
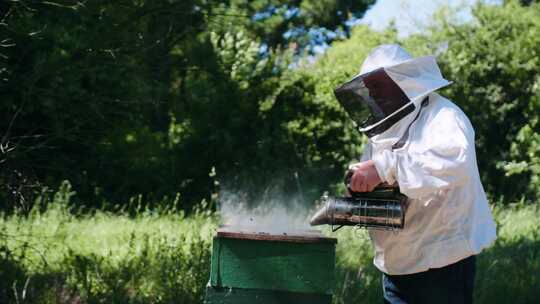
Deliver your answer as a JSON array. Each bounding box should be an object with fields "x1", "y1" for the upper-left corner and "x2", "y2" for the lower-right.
[{"x1": 310, "y1": 187, "x2": 408, "y2": 231}]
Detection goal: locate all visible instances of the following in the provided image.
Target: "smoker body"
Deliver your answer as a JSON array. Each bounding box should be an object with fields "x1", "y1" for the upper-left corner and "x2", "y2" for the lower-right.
[
  {"x1": 310, "y1": 187, "x2": 408, "y2": 230},
  {"x1": 205, "y1": 229, "x2": 337, "y2": 304}
]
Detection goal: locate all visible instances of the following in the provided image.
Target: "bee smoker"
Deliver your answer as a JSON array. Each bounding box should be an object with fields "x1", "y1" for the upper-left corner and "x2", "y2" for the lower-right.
[
  {"x1": 310, "y1": 170, "x2": 408, "y2": 231},
  {"x1": 309, "y1": 187, "x2": 408, "y2": 231}
]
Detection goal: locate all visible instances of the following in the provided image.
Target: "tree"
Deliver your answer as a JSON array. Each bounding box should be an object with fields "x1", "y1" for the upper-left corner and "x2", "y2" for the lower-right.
[{"x1": 0, "y1": 0, "x2": 375, "y2": 209}]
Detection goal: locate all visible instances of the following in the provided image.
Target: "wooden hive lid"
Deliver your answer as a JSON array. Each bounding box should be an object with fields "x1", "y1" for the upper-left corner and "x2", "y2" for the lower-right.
[{"x1": 216, "y1": 227, "x2": 337, "y2": 244}]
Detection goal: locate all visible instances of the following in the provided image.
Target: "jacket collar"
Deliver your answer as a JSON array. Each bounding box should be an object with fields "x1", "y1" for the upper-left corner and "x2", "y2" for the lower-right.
[{"x1": 368, "y1": 94, "x2": 435, "y2": 149}]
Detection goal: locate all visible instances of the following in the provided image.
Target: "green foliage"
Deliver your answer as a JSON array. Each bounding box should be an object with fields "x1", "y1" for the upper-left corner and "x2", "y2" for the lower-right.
[
  {"x1": 208, "y1": 0, "x2": 375, "y2": 51},
  {"x1": 0, "y1": 0, "x2": 374, "y2": 210},
  {"x1": 1, "y1": 0, "x2": 210, "y2": 205}
]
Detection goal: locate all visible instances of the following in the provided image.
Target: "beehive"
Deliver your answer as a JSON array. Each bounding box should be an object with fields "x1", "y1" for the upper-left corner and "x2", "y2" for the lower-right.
[{"x1": 205, "y1": 228, "x2": 337, "y2": 304}]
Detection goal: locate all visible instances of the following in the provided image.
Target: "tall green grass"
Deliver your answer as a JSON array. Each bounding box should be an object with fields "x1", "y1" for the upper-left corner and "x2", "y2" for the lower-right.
[
  {"x1": 1, "y1": 182, "x2": 539, "y2": 303},
  {"x1": 1, "y1": 182, "x2": 216, "y2": 303}
]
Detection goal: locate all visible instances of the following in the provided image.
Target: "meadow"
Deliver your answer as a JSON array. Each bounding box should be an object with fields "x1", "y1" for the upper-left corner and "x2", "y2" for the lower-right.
[{"x1": 1, "y1": 182, "x2": 539, "y2": 304}]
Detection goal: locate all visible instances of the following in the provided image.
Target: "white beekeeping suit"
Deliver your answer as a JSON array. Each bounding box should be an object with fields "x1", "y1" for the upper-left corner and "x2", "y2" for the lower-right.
[{"x1": 338, "y1": 44, "x2": 497, "y2": 275}]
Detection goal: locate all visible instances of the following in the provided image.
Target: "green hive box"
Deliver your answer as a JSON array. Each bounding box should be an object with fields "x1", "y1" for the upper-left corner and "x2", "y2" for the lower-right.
[{"x1": 205, "y1": 229, "x2": 337, "y2": 304}]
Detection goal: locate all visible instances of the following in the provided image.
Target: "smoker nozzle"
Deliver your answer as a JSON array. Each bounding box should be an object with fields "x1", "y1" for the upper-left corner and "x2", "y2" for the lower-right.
[
  {"x1": 309, "y1": 194, "x2": 331, "y2": 226},
  {"x1": 309, "y1": 203, "x2": 330, "y2": 226}
]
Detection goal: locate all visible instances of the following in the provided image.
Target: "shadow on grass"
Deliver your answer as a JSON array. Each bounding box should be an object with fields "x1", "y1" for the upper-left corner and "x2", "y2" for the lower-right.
[
  {"x1": 0, "y1": 245, "x2": 74, "y2": 304},
  {"x1": 475, "y1": 234, "x2": 540, "y2": 304}
]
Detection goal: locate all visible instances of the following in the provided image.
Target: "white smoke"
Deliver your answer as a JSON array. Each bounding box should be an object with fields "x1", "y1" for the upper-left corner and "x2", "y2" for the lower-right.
[{"x1": 218, "y1": 190, "x2": 321, "y2": 236}]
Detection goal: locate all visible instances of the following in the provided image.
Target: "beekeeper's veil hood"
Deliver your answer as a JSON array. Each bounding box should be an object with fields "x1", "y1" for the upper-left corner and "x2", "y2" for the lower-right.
[{"x1": 334, "y1": 44, "x2": 452, "y2": 138}]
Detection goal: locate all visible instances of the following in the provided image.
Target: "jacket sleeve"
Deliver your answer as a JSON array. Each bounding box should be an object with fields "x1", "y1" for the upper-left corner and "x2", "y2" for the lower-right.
[
  {"x1": 360, "y1": 142, "x2": 373, "y2": 162},
  {"x1": 372, "y1": 108, "x2": 475, "y2": 200}
]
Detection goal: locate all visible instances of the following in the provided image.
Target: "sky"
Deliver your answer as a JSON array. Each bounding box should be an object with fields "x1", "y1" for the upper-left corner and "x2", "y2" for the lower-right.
[{"x1": 358, "y1": 0, "x2": 502, "y2": 37}]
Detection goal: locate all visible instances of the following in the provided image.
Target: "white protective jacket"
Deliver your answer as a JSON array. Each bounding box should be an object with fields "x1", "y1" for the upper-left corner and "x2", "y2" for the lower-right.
[{"x1": 357, "y1": 45, "x2": 497, "y2": 275}]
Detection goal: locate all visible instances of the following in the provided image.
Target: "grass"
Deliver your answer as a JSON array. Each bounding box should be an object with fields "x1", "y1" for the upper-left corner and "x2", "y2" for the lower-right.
[
  {"x1": 0, "y1": 182, "x2": 216, "y2": 304},
  {"x1": 1, "y1": 182, "x2": 539, "y2": 303}
]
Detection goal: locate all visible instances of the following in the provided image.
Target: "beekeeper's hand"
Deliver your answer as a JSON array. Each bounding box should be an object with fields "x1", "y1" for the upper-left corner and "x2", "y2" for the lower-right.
[{"x1": 349, "y1": 160, "x2": 382, "y2": 193}]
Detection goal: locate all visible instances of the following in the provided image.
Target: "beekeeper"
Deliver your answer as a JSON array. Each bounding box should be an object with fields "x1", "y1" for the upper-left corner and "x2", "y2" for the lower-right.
[{"x1": 334, "y1": 44, "x2": 497, "y2": 303}]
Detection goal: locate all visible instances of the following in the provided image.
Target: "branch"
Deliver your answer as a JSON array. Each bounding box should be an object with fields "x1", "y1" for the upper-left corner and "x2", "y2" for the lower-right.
[{"x1": 1, "y1": 102, "x2": 24, "y2": 147}]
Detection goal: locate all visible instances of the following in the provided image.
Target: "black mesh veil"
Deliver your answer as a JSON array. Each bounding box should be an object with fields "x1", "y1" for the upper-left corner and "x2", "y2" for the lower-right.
[{"x1": 334, "y1": 68, "x2": 411, "y2": 131}]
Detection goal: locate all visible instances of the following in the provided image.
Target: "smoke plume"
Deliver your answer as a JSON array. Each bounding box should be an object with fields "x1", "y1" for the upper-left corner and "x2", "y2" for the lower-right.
[{"x1": 217, "y1": 190, "x2": 320, "y2": 235}]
